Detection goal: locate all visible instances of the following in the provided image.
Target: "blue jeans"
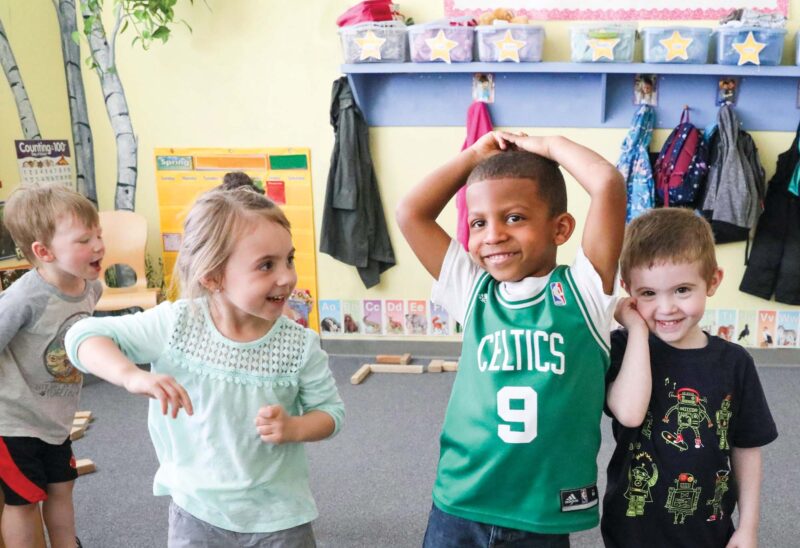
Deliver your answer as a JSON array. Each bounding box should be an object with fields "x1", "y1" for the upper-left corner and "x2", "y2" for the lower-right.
[{"x1": 422, "y1": 504, "x2": 570, "y2": 548}]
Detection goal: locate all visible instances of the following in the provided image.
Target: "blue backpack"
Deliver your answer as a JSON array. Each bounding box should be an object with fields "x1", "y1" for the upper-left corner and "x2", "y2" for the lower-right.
[
  {"x1": 653, "y1": 107, "x2": 709, "y2": 208},
  {"x1": 617, "y1": 105, "x2": 655, "y2": 222}
]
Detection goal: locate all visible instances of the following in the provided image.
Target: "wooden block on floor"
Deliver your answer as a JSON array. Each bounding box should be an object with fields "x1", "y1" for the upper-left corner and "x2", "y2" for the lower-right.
[
  {"x1": 350, "y1": 364, "x2": 372, "y2": 385},
  {"x1": 70, "y1": 426, "x2": 85, "y2": 441},
  {"x1": 428, "y1": 359, "x2": 444, "y2": 373},
  {"x1": 375, "y1": 353, "x2": 412, "y2": 365},
  {"x1": 442, "y1": 361, "x2": 458, "y2": 372},
  {"x1": 369, "y1": 364, "x2": 424, "y2": 374},
  {"x1": 75, "y1": 458, "x2": 96, "y2": 476},
  {"x1": 73, "y1": 417, "x2": 90, "y2": 428},
  {"x1": 74, "y1": 410, "x2": 93, "y2": 420}
]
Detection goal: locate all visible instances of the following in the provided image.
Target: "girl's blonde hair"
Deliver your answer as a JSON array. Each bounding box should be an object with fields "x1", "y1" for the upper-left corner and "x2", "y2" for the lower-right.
[{"x1": 173, "y1": 188, "x2": 290, "y2": 301}]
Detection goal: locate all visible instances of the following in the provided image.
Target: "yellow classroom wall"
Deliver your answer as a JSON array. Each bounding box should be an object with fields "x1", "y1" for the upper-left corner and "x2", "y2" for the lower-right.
[{"x1": 1, "y1": 0, "x2": 799, "y2": 330}]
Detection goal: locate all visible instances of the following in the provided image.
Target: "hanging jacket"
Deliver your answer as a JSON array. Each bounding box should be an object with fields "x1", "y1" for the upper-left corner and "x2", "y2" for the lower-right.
[
  {"x1": 739, "y1": 120, "x2": 800, "y2": 304},
  {"x1": 617, "y1": 105, "x2": 655, "y2": 222},
  {"x1": 701, "y1": 105, "x2": 766, "y2": 243},
  {"x1": 320, "y1": 77, "x2": 396, "y2": 288},
  {"x1": 456, "y1": 101, "x2": 494, "y2": 250}
]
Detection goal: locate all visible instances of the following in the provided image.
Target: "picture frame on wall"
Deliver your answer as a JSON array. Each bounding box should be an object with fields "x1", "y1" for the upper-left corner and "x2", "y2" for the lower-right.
[{"x1": 0, "y1": 201, "x2": 20, "y2": 261}]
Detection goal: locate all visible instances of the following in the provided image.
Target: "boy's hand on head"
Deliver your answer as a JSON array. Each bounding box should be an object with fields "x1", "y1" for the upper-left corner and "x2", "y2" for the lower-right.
[
  {"x1": 496, "y1": 131, "x2": 549, "y2": 157},
  {"x1": 614, "y1": 297, "x2": 648, "y2": 333},
  {"x1": 255, "y1": 404, "x2": 297, "y2": 445},
  {"x1": 468, "y1": 131, "x2": 510, "y2": 161},
  {"x1": 123, "y1": 370, "x2": 194, "y2": 418}
]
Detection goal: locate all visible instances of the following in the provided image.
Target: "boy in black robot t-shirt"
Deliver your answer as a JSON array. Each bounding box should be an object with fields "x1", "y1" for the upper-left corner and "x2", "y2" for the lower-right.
[{"x1": 602, "y1": 209, "x2": 777, "y2": 548}]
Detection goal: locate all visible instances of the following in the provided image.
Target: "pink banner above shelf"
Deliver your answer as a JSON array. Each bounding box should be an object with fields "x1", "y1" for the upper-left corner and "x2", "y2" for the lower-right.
[{"x1": 444, "y1": 0, "x2": 788, "y2": 21}]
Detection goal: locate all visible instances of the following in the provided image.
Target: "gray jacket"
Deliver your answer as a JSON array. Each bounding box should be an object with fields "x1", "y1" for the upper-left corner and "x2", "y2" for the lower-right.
[
  {"x1": 320, "y1": 77, "x2": 395, "y2": 288},
  {"x1": 702, "y1": 105, "x2": 765, "y2": 232}
]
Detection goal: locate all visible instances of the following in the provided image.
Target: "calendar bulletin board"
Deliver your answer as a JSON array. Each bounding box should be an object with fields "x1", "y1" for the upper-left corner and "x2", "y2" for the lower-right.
[{"x1": 154, "y1": 147, "x2": 319, "y2": 332}]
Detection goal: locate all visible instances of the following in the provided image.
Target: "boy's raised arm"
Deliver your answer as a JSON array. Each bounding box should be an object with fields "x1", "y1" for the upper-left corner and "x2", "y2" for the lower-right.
[
  {"x1": 396, "y1": 132, "x2": 507, "y2": 279},
  {"x1": 498, "y1": 133, "x2": 626, "y2": 293}
]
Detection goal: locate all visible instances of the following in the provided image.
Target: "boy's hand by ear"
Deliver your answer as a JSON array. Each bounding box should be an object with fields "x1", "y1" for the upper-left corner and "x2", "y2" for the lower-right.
[{"x1": 615, "y1": 297, "x2": 648, "y2": 333}]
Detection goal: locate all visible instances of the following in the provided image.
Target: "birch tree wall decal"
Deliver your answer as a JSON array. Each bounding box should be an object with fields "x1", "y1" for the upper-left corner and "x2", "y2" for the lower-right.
[
  {"x1": 77, "y1": 0, "x2": 195, "y2": 212},
  {"x1": 54, "y1": 0, "x2": 97, "y2": 205},
  {"x1": 0, "y1": 16, "x2": 42, "y2": 140}
]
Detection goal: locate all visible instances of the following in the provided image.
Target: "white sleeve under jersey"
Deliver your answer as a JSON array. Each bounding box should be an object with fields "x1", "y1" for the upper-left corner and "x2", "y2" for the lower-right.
[{"x1": 431, "y1": 239, "x2": 618, "y2": 340}]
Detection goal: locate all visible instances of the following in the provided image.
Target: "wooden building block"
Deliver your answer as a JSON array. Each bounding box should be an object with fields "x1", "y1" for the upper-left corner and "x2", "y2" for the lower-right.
[
  {"x1": 375, "y1": 353, "x2": 412, "y2": 365},
  {"x1": 75, "y1": 459, "x2": 96, "y2": 476},
  {"x1": 442, "y1": 361, "x2": 458, "y2": 372},
  {"x1": 428, "y1": 359, "x2": 444, "y2": 373},
  {"x1": 350, "y1": 364, "x2": 372, "y2": 385},
  {"x1": 70, "y1": 426, "x2": 85, "y2": 441},
  {"x1": 73, "y1": 417, "x2": 90, "y2": 428},
  {"x1": 74, "y1": 410, "x2": 93, "y2": 420},
  {"x1": 369, "y1": 364, "x2": 424, "y2": 374}
]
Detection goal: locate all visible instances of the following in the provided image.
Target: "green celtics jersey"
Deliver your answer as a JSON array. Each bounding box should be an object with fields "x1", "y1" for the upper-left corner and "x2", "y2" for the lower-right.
[{"x1": 432, "y1": 265, "x2": 610, "y2": 534}]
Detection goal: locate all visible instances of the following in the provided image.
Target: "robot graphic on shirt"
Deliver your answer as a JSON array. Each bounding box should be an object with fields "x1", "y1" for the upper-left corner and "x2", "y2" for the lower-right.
[
  {"x1": 661, "y1": 387, "x2": 713, "y2": 451},
  {"x1": 706, "y1": 469, "x2": 730, "y2": 522},
  {"x1": 625, "y1": 452, "x2": 658, "y2": 517},
  {"x1": 715, "y1": 395, "x2": 733, "y2": 450},
  {"x1": 641, "y1": 411, "x2": 653, "y2": 440},
  {"x1": 665, "y1": 472, "x2": 701, "y2": 524}
]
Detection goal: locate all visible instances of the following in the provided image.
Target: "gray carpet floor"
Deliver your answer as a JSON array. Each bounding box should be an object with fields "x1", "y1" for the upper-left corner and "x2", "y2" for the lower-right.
[{"x1": 71, "y1": 357, "x2": 800, "y2": 547}]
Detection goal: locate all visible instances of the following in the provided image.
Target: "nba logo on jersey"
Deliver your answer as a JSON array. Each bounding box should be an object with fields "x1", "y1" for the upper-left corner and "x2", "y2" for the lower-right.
[{"x1": 550, "y1": 282, "x2": 567, "y2": 306}]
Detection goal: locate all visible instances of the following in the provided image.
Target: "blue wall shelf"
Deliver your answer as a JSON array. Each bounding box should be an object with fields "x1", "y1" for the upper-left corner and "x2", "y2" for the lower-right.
[{"x1": 342, "y1": 62, "x2": 800, "y2": 131}]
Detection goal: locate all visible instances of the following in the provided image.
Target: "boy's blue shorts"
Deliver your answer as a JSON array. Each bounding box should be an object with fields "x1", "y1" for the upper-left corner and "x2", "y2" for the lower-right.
[{"x1": 0, "y1": 435, "x2": 77, "y2": 505}]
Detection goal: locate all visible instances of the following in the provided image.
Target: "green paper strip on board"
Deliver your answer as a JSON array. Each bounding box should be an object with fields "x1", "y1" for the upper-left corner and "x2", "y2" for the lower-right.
[{"x1": 269, "y1": 154, "x2": 307, "y2": 170}]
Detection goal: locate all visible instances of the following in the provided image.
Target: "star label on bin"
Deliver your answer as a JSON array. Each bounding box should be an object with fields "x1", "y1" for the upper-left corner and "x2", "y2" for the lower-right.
[
  {"x1": 659, "y1": 31, "x2": 693, "y2": 61},
  {"x1": 732, "y1": 31, "x2": 766, "y2": 66},
  {"x1": 426, "y1": 30, "x2": 458, "y2": 63},
  {"x1": 587, "y1": 38, "x2": 620, "y2": 61},
  {"x1": 355, "y1": 30, "x2": 386, "y2": 61},
  {"x1": 494, "y1": 30, "x2": 526, "y2": 62}
]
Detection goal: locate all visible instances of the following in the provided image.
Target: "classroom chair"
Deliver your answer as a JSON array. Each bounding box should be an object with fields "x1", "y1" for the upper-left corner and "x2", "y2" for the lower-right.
[{"x1": 96, "y1": 210, "x2": 159, "y2": 312}]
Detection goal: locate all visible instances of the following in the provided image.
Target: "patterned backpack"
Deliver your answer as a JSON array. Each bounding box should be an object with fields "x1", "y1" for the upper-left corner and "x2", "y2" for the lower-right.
[
  {"x1": 653, "y1": 107, "x2": 709, "y2": 208},
  {"x1": 617, "y1": 104, "x2": 655, "y2": 222}
]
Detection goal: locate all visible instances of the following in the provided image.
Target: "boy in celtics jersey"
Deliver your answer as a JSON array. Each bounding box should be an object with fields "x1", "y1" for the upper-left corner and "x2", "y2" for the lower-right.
[
  {"x1": 397, "y1": 131, "x2": 629, "y2": 546},
  {"x1": 602, "y1": 209, "x2": 777, "y2": 548}
]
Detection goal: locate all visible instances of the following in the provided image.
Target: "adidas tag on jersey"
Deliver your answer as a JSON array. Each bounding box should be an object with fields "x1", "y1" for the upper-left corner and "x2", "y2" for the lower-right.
[{"x1": 560, "y1": 485, "x2": 599, "y2": 512}]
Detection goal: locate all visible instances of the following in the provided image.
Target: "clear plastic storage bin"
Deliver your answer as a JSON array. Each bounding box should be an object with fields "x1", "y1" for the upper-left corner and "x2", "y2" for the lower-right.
[
  {"x1": 715, "y1": 26, "x2": 786, "y2": 66},
  {"x1": 642, "y1": 27, "x2": 712, "y2": 63},
  {"x1": 339, "y1": 21, "x2": 407, "y2": 64},
  {"x1": 795, "y1": 31, "x2": 800, "y2": 65},
  {"x1": 408, "y1": 23, "x2": 474, "y2": 63},
  {"x1": 570, "y1": 24, "x2": 636, "y2": 63},
  {"x1": 476, "y1": 24, "x2": 545, "y2": 62}
]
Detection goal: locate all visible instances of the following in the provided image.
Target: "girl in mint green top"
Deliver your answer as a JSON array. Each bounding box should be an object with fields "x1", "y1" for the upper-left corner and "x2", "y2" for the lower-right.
[{"x1": 65, "y1": 189, "x2": 344, "y2": 543}]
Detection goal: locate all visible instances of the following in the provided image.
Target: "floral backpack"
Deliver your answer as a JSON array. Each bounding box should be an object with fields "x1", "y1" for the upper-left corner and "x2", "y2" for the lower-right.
[{"x1": 617, "y1": 104, "x2": 655, "y2": 222}]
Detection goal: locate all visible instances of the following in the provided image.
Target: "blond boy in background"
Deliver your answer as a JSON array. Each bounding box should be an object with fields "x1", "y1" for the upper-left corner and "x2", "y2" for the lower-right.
[{"x1": 0, "y1": 185, "x2": 104, "y2": 548}]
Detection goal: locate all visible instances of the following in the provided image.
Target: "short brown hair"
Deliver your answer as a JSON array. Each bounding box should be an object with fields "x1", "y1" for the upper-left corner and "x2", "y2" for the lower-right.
[
  {"x1": 466, "y1": 150, "x2": 567, "y2": 216},
  {"x1": 3, "y1": 184, "x2": 99, "y2": 265},
  {"x1": 173, "y1": 187, "x2": 290, "y2": 301},
  {"x1": 620, "y1": 208, "x2": 718, "y2": 284}
]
